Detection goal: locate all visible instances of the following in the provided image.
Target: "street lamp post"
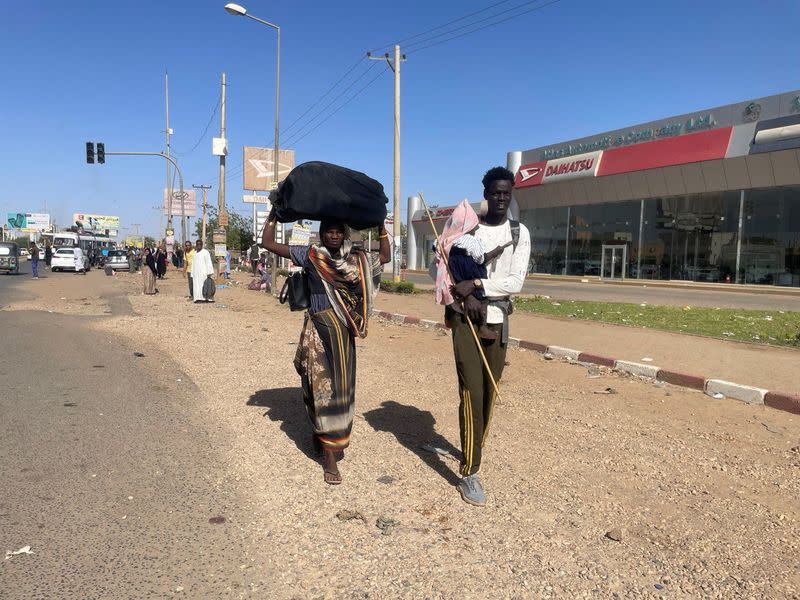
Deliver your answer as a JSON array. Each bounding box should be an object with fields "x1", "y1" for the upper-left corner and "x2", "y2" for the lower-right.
[{"x1": 224, "y1": 3, "x2": 281, "y2": 289}]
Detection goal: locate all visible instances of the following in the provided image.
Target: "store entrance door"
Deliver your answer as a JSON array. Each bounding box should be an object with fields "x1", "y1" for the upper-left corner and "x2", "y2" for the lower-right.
[{"x1": 601, "y1": 244, "x2": 627, "y2": 280}]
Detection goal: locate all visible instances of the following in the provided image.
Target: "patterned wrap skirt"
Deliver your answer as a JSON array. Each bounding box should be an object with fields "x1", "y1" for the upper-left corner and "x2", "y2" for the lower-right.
[
  {"x1": 294, "y1": 308, "x2": 356, "y2": 450},
  {"x1": 142, "y1": 268, "x2": 157, "y2": 295}
]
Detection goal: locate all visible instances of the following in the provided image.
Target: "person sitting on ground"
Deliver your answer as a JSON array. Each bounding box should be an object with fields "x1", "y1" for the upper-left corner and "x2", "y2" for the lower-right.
[
  {"x1": 434, "y1": 199, "x2": 511, "y2": 340},
  {"x1": 261, "y1": 209, "x2": 391, "y2": 485}
]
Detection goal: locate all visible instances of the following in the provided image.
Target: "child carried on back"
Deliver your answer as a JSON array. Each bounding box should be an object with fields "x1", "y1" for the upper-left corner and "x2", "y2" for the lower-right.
[{"x1": 434, "y1": 200, "x2": 512, "y2": 339}]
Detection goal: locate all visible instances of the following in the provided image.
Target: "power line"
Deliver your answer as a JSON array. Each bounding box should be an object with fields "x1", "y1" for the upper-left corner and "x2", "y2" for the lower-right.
[
  {"x1": 211, "y1": 57, "x2": 372, "y2": 185},
  {"x1": 172, "y1": 91, "x2": 222, "y2": 157},
  {"x1": 405, "y1": 0, "x2": 562, "y2": 54},
  {"x1": 213, "y1": 64, "x2": 389, "y2": 191},
  {"x1": 280, "y1": 55, "x2": 367, "y2": 138},
  {"x1": 281, "y1": 62, "x2": 380, "y2": 146},
  {"x1": 284, "y1": 65, "x2": 389, "y2": 148},
  {"x1": 368, "y1": 0, "x2": 517, "y2": 54}
]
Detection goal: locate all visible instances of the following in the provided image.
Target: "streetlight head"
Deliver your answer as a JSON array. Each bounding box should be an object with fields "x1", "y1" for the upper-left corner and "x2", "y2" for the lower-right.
[{"x1": 224, "y1": 3, "x2": 247, "y2": 16}]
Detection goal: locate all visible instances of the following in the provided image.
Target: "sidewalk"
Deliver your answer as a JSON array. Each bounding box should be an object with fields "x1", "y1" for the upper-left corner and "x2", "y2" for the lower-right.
[
  {"x1": 373, "y1": 291, "x2": 800, "y2": 397},
  {"x1": 403, "y1": 269, "x2": 800, "y2": 298}
]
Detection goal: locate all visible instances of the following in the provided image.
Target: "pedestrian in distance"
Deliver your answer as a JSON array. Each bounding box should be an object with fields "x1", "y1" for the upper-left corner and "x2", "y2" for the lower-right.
[
  {"x1": 175, "y1": 245, "x2": 184, "y2": 269},
  {"x1": 44, "y1": 243, "x2": 52, "y2": 269},
  {"x1": 182, "y1": 240, "x2": 195, "y2": 300},
  {"x1": 190, "y1": 239, "x2": 215, "y2": 303},
  {"x1": 155, "y1": 244, "x2": 167, "y2": 279},
  {"x1": 142, "y1": 248, "x2": 158, "y2": 294},
  {"x1": 223, "y1": 248, "x2": 232, "y2": 280},
  {"x1": 249, "y1": 243, "x2": 259, "y2": 276},
  {"x1": 261, "y1": 208, "x2": 391, "y2": 485},
  {"x1": 30, "y1": 242, "x2": 40, "y2": 279},
  {"x1": 126, "y1": 247, "x2": 135, "y2": 273},
  {"x1": 438, "y1": 166, "x2": 531, "y2": 507}
]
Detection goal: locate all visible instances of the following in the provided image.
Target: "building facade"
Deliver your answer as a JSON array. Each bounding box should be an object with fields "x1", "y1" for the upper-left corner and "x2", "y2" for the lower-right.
[{"x1": 408, "y1": 90, "x2": 800, "y2": 287}]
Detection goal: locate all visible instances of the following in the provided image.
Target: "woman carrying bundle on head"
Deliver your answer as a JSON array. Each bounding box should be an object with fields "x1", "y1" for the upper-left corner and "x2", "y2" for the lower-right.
[{"x1": 262, "y1": 208, "x2": 391, "y2": 485}]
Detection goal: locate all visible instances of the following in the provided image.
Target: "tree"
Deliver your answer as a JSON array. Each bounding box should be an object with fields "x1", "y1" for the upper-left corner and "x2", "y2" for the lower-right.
[
  {"x1": 195, "y1": 207, "x2": 254, "y2": 252},
  {"x1": 144, "y1": 236, "x2": 157, "y2": 248}
]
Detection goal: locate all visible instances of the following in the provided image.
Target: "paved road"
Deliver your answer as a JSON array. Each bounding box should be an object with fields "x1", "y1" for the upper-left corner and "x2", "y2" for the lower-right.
[
  {"x1": 401, "y1": 271, "x2": 800, "y2": 311},
  {"x1": 0, "y1": 297, "x2": 266, "y2": 597},
  {"x1": 0, "y1": 260, "x2": 31, "y2": 305}
]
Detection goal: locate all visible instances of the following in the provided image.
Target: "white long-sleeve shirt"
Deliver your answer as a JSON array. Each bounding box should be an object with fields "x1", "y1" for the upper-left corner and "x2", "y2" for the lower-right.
[{"x1": 475, "y1": 220, "x2": 531, "y2": 323}]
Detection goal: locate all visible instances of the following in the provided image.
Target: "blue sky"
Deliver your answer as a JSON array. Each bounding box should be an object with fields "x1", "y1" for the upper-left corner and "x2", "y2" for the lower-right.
[{"x1": 1, "y1": 0, "x2": 798, "y2": 239}]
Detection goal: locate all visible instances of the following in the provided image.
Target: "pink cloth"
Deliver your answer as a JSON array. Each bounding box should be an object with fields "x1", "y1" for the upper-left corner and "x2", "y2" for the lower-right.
[{"x1": 434, "y1": 199, "x2": 479, "y2": 306}]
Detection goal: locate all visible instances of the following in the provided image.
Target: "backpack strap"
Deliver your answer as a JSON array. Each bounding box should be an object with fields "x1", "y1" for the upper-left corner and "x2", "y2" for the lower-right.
[{"x1": 509, "y1": 219, "x2": 520, "y2": 251}]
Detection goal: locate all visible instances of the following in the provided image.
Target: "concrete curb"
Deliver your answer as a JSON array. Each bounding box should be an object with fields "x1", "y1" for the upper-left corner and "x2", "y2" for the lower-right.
[
  {"x1": 614, "y1": 360, "x2": 661, "y2": 379},
  {"x1": 374, "y1": 309, "x2": 800, "y2": 417},
  {"x1": 705, "y1": 380, "x2": 768, "y2": 405}
]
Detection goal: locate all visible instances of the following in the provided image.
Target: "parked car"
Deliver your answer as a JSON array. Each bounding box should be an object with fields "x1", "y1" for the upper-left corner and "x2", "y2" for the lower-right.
[
  {"x1": 51, "y1": 247, "x2": 89, "y2": 273},
  {"x1": 0, "y1": 242, "x2": 21, "y2": 274},
  {"x1": 18, "y1": 247, "x2": 30, "y2": 260},
  {"x1": 105, "y1": 249, "x2": 130, "y2": 271}
]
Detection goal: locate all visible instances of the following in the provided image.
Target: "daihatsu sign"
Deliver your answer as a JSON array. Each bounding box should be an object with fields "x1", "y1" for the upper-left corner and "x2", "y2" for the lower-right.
[
  {"x1": 515, "y1": 151, "x2": 603, "y2": 188},
  {"x1": 541, "y1": 150, "x2": 603, "y2": 184}
]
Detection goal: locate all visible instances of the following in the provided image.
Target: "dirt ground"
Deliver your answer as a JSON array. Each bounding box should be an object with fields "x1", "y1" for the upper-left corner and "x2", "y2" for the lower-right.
[{"x1": 5, "y1": 266, "x2": 800, "y2": 599}]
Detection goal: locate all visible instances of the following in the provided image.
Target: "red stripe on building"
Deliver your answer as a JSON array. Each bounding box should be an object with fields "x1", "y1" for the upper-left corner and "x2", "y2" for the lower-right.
[{"x1": 597, "y1": 127, "x2": 733, "y2": 177}]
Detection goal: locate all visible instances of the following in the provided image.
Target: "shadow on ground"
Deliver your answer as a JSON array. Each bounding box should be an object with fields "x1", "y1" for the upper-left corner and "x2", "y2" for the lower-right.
[
  {"x1": 247, "y1": 387, "x2": 317, "y2": 461},
  {"x1": 363, "y1": 401, "x2": 461, "y2": 486}
]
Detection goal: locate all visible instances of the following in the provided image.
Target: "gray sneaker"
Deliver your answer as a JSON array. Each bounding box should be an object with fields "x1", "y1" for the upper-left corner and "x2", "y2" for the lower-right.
[{"x1": 458, "y1": 474, "x2": 486, "y2": 506}]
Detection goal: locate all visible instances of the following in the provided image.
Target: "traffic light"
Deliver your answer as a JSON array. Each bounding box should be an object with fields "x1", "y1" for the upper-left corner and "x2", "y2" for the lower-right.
[
  {"x1": 86, "y1": 142, "x2": 95, "y2": 164},
  {"x1": 97, "y1": 143, "x2": 105, "y2": 164}
]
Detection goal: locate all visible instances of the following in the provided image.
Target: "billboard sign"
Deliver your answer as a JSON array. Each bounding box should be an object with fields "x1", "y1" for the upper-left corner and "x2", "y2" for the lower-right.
[
  {"x1": 6, "y1": 212, "x2": 51, "y2": 231},
  {"x1": 242, "y1": 193, "x2": 270, "y2": 204},
  {"x1": 243, "y1": 147, "x2": 295, "y2": 191},
  {"x1": 125, "y1": 235, "x2": 144, "y2": 248},
  {"x1": 162, "y1": 189, "x2": 197, "y2": 217},
  {"x1": 73, "y1": 213, "x2": 120, "y2": 231}
]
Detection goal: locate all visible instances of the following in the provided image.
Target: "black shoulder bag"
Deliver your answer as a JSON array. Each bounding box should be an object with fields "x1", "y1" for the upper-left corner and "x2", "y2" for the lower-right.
[{"x1": 279, "y1": 267, "x2": 311, "y2": 311}]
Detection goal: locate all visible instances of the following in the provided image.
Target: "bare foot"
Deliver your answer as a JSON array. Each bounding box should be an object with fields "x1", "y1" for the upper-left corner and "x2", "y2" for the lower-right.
[
  {"x1": 322, "y1": 449, "x2": 341, "y2": 485},
  {"x1": 477, "y1": 325, "x2": 498, "y2": 340}
]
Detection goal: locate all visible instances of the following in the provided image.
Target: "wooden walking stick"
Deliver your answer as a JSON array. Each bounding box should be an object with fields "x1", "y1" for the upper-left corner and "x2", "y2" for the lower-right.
[{"x1": 418, "y1": 192, "x2": 501, "y2": 401}]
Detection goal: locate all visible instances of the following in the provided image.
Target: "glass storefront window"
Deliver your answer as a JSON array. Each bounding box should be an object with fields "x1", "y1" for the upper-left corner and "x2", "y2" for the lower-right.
[
  {"x1": 640, "y1": 192, "x2": 740, "y2": 282},
  {"x1": 521, "y1": 207, "x2": 568, "y2": 275},
  {"x1": 516, "y1": 185, "x2": 800, "y2": 287},
  {"x1": 742, "y1": 187, "x2": 800, "y2": 286},
  {"x1": 568, "y1": 201, "x2": 640, "y2": 277}
]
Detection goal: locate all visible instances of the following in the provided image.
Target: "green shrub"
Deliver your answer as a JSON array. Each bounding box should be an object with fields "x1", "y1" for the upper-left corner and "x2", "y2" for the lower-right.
[{"x1": 380, "y1": 280, "x2": 416, "y2": 294}]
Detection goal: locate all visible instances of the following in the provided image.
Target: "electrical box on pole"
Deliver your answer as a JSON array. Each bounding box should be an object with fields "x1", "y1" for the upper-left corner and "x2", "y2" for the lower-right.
[{"x1": 86, "y1": 142, "x2": 95, "y2": 164}]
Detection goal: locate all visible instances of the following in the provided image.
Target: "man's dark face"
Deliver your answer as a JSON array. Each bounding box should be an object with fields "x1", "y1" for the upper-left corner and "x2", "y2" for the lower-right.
[
  {"x1": 195, "y1": 240, "x2": 203, "y2": 252},
  {"x1": 484, "y1": 179, "x2": 513, "y2": 218}
]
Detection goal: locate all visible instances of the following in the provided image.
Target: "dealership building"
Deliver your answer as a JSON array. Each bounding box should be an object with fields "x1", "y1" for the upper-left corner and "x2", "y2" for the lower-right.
[{"x1": 407, "y1": 89, "x2": 800, "y2": 287}]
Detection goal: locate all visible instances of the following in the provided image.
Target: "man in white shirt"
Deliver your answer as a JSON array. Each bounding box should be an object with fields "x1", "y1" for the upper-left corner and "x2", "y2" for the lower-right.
[
  {"x1": 447, "y1": 166, "x2": 531, "y2": 506},
  {"x1": 191, "y1": 240, "x2": 215, "y2": 302}
]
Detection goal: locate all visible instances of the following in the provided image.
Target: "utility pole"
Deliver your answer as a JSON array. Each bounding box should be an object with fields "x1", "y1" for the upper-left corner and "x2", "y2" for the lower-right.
[
  {"x1": 368, "y1": 45, "x2": 406, "y2": 282},
  {"x1": 130, "y1": 223, "x2": 142, "y2": 236},
  {"x1": 218, "y1": 73, "x2": 227, "y2": 222},
  {"x1": 193, "y1": 184, "x2": 212, "y2": 244},
  {"x1": 164, "y1": 70, "x2": 173, "y2": 235}
]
